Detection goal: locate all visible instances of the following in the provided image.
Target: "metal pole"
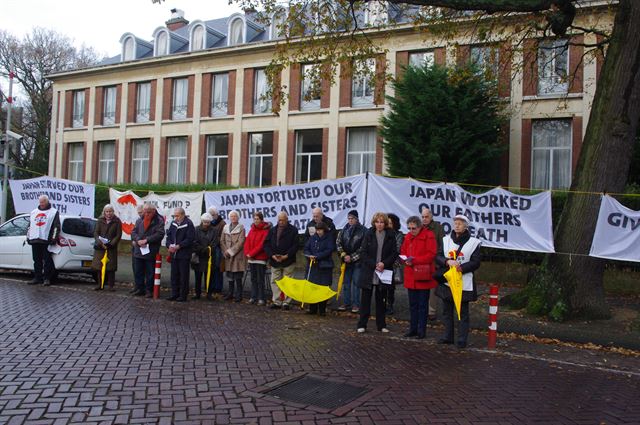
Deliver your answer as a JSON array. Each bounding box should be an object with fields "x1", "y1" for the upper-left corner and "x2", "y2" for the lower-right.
[{"x1": 2, "y1": 70, "x2": 14, "y2": 224}]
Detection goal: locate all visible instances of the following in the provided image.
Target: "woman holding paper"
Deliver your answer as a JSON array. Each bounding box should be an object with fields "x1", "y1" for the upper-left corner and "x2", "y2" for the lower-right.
[
  {"x1": 92, "y1": 204, "x2": 123, "y2": 291},
  {"x1": 356, "y1": 212, "x2": 398, "y2": 334},
  {"x1": 435, "y1": 214, "x2": 481, "y2": 349},
  {"x1": 400, "y1": 216, "x2": 437, "y2": 339}
]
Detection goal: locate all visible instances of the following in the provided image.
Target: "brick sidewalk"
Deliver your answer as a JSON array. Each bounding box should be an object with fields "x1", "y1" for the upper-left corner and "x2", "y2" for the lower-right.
[{"x1": 1, "y1": 279, "x2": 639, "y2": 424}]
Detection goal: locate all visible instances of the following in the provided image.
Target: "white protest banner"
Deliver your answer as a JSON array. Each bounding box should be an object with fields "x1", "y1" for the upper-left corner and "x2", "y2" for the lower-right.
[
  {"x1": 10, "y1": 176, "x2": 95, "y2": 217},
  {"x1": 589, "y1": 195, "x2": 640, "y2": 262},
  {"x1": 205, "y1": 175, "x2": 367, "y2": 233},
  {"x1": 109, "y1": 189, "x2": 204, "y2": 240},
  {"x1": 109, "y1": 189, "x2": 144, "y2": 240},
  {"x1": 366, "y1": 174, "x2": 555, "y2": 252}
]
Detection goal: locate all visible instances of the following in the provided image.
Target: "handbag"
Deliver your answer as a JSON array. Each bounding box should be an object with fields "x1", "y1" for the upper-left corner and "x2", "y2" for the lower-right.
[{"x1": 412, "y1": 263, "x2": 432, "y2": 281}]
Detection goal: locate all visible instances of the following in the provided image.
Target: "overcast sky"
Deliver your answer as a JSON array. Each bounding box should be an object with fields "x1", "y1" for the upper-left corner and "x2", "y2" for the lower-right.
[{"x1": 1, "y1": 0, "x2": 242, "y2": 58}]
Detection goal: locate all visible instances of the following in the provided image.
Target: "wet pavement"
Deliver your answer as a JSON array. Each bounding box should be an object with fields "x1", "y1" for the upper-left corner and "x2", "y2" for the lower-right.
[{"x1": 1, "y1": 277, "x2": 639, "y2": 425}]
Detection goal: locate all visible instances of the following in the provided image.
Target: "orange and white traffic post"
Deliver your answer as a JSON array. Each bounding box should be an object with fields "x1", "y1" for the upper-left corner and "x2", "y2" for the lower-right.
[
  {"x1": 488, "y1": 284, "x2": 499, "y2": 349},
  {"x1": 153, "y1": 253, "x2": 162, "y2": 299}
]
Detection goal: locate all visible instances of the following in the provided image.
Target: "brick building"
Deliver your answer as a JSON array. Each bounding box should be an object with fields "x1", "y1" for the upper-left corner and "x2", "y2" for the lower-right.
[{"x1": 47, "y1": 4, "x2": 612, "y2": 190}]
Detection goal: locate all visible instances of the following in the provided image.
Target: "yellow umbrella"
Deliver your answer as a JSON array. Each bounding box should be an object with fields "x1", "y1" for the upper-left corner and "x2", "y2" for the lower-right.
[
  {"x1": 100, "y1": 251, "x2": 109, "y2": 290},
  {"x1": 335, "y1": 263, "x2": 346, "y2": 301},
  {"x1": 206, "y1": 246, "x2": 212, "y2": 293},
  {"x1": 275, "y1": 259, "x2": 336, "y2": 307},
  {"x1": 443, "y1": 253, "x2": 463, "y2": 320}
]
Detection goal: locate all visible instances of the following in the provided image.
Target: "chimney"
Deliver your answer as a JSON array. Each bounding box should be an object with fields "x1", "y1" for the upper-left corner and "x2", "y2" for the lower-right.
[{"x1": 166, "y1": 8, "x2": 189, "y2": 31}]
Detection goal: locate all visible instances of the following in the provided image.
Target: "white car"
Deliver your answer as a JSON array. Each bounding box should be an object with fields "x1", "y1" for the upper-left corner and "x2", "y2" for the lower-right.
[{"x1": 0, "y1": 214, "x2": 97, "y2": 274}]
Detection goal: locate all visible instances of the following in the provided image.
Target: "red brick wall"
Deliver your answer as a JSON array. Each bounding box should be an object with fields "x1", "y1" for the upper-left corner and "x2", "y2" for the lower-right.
[
  {"x1": 149, "y1": 80, "x2": 157, "y2": 121},
  {"x1": 186, "y1": 135, "x2": 192, "y2": 184},
  {"x1": 523, "y1": 39, "x2": 538, "y2": 97},
  {"x1": 64, "y1": 91, "x2": 73, "y2": 128},
  {"x1": 320, "y1": 63, "x2": 331, "y2": 109},
  {"x1": 243, "y1": 69, "x2": 255, "y2": 115},
  {"x1": 198, "y1": 134, "x2": 207, "y2": 182},
  {"x1": 83, "y1": 88, "x2": 90, "y2": 126},
  {"x1": 227, "y1": 71, "x2": 236, "y2": 115},
  {"x1": 336, "y1": 127, "x2": 347, "y2": 178},
  {"x1": 226, "y1": 133, "x2": 234, "y2": 184},
  {"x1": 568, "y1": 35, "x2": 584, "y2": 94},
  {"x1": 159, "y1": 137, "x2": 168, "y2": 182},
  {"x1": 498, "y1": 43, "x2": 513, "y2": 98},
  {"x1": 115, "y1": 85, "x2": 122, "y2": 124},
  {"x1": 61, "y1": 143, "x2": 69, "y2": 178},
  {"x1": 127, "y1": 83, "x2": 136, "y2": 123},
  {"x1": 239, "y1": 132, "x2": 249, "y2": 186},
  {"x1": 374, "y1": 54, "x2": 386, "y2": 106},
  {"x1": 94, "y1": 87, "x2": 104, "y2": 126},
  {"x1": 286, "y1": 130, "x2": 295, "y2": 184},
  {"x1": 92, "y1": 142, "x2": 100, "y2": 182},
  {"x1": 395, "y1": 51, "x2": 409, "y2": 79},
  {"x1": 456, "y1": 45, "x2": 470, "y2": 66},
  {"x1": 434, "y1": 47, "x2": 446, "y2": 66},
  {"x1": 124, "y1": 139, "x2": 132, "y2": 183},
  {"x1": 289, "y1": 63, "x2": 301, "y2": 111},
  {"x1": 272, "y1": 130, "x2": 279, "y2": 185},
  {"x1": 339, "y1": 61, "x2": 352, "y2": 107},
  {"x1": 187, "y1": 75, "x2": 195, "y2": 119},
  {"x1": 201, "y1": 74, "x2": 212, "y2": 118},
  {"x1": 321, "y1": 128, "x2": 329, "y2": 179},
  {"x1": 162, "y1": 78, "x2": 172, "y2": 120},
  {"x1": 520, "y1": 119, "x2": 532, "y2": 188}
]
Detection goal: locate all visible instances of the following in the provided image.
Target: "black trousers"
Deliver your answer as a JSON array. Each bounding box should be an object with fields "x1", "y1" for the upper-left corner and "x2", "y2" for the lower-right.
[
  {"x1": 358, "y1": 285, "x2": 387, "y2": 330},
  {"x1": 32, "y1": 244, "x2": 54, "y2": 282},
  {"x1": 170, "y1": 258, "x2": 191, "y2": 300},
  {"x1": 441, "y1": 298, "x2": 471, "y2": 344},
  {"x1": 227, "y1": 271, "x2": 244, "y2": 301},
  {"x1": 194, "y1": 263, "x2": 215, "y2": 297},
  {"x1": 309, "y1": 301, "x2": 327, "y2": 315}
]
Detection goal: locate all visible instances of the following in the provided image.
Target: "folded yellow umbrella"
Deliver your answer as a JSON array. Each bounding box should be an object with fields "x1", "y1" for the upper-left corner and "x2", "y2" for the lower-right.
[
  {"x1": 100, "y1": 251, "x2": 109, "y2": 290},
  {"x1": 335, "y1": 263, "x2": 346, "y2": 301},
  {"x1": 444, "y1": 253, "x2": 463, "y2": 320},
  {"x1": 206, "y1": 246, "x2": 212, "y2": 293}
]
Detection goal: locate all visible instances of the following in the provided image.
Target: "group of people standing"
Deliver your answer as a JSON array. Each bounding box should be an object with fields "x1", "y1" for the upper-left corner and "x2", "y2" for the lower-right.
[{"x1": 27, "y1": 194, "x2": 481, "y2": 349}]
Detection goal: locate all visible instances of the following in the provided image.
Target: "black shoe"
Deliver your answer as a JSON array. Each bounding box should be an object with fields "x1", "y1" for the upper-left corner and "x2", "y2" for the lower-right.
[
  {"x1": 318, "y1": 312, "x2": 326, "y2": 316},
  {"x1": 386, "y1": 307, "x2": 394, "y2": 315},
  {"x1": 108, "y1": 287, "x2": 116, "y2": 292},
  {"x1": 43, "y1": 280, "x2": 51, "y2": 286},
  {"x1": 145, "y1": 293, "x2": 153, "y2": 298},
  {"x1": 176, "y1": 298, "x2": 186, "y2": 302},
  {"x1": 403, "y1": 332, "x2": 418, "y2": 338},
  {"x1": 282, "y1": 304, "x2": 290, "y2": 311},
  {"x1": 128, "y1": 288, "x2": 137, "y2": 294},
  {"x1": 93, "y1": 286, "x2": 103, "y2": 291},
  {"x1": 192, "y1": 295, "x2": 201, "y2": 300},
  {"x1": 224, "y1": 295, "x2": 233, "y2": 301},
  {"x1": 28, "y1": 278, "x2": 41, "y2": 285},
  {"x1": 166, "y1": 296, "x2": 178, "y2": 301},
  {"x1": 133, "y1": 290, "x2": 145, "y2": 296},
  {"x1": 438, "y1": 338, "x2": 454, "y2": 345},
  {"x1": 234, "y1": 298, "x2": 242, "y2": 303},
  {"x1": 269, "y1": 304, "x2": 281, "y2": 310},
  {"x1": 416, "y1": 334, "x2": 426, "y2": 340},
  {"x1": 456, "y1": 342, "x2": 467, "y2": 349},
  {"x1": 206, "y1": 294, "x2": 213, "y2": 300}
]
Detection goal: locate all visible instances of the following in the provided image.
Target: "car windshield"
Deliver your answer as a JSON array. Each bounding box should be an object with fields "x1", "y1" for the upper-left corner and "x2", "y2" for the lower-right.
[{"x1": 62, "y1": 217, "x2": 96, "y2": 238}]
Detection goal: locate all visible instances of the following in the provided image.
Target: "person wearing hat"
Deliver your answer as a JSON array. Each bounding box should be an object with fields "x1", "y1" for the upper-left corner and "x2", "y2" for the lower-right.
[
  {"x1": 303, "y1": 221, "x2": 336, "y2": 316},
  {"x1": 435, "y1": 214, "x2": 481, "y2": 348},
  {"x1": 207, "y1": 206, "x2": 226, "y2": 298},
  {"x1": 244, "y1": 211, "x2": 272, "y2": 305},
  {"x1": 336, "y1": 209, "x2": 366, "y2": 313},
  {"x1": 191, "y1": 212, "x2": 218, "y2": 300}
]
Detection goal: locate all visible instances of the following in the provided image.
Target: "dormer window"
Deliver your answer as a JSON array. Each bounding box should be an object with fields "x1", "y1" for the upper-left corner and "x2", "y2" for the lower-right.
[
  {"x1": 122, "y1": 36, "x2": 135, "y2": 61},
  {"x1": 190, "y1": 24, "x2": 205, "y2": 51},
  {"x1": 270, "y1": 10, "x2": 286, "y2": 39},
  {"x1": 229, "y1": 18, "x2": 244, "y2": 45},
  {"x1": 365, "y1": 1, "x2": 387, "y2": 26},
  {"x1": 155, "y1": 30, "x2": 169, "y2": 56}
]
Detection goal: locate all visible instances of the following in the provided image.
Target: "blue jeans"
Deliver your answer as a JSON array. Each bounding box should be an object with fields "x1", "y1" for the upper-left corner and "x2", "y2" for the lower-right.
[
  {"x1": 134, "y1": 257, "x2": 155, "y2": 294},
  {"x1": 407, "y1": 288, "x2": 430, "y2": 337},
  {"x1": 342, "y1": 262, "x2": 361, "y2": 308}
]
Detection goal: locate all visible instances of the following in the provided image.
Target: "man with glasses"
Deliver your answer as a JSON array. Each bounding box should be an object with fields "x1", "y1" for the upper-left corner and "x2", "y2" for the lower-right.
[
  {"x1": 131, "y1": 203, "x2": 165, "y2": 297},
  {"x1": 422, "y1": 207, "x2": 444, "y2": 320}
]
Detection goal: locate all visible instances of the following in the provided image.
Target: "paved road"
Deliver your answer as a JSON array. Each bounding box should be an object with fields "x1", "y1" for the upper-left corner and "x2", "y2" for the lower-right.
[{"x1": 1, "y1": 278, "x2": 639, "y2": 425}]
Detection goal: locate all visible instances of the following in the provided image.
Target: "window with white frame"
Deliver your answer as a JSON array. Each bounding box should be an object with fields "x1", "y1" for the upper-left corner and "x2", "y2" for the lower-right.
[
  {"x1": 346, "y1": 128, "x2": 376, "y2": 175},
  {"x1": 68, "y1": 143, "x2": 84, "y2": 181},
  {"x1": 352, "y1": 58, "x2": 375, "y2": 107},
  {"x1": 295, "y1": 129, "x2": 323, "y2": 183},
  {"x1": 72, "y1": 90, "x2": 85, "y2": 128},
  {"x1": 248, "y1": 132, "x2": 273, "y2": 187},
  {"x1": 229, "y1": 18, "x2": 244, "y2": 45},
  {"x1": 191, "y1": 25, "x2": 205, "y2": 51},
  {"x1": 98, "y1": 141, "x2": 116, "y2": 184},
  {"x1": 205, "y1": 134, "x2": 229, "y2": 185},
  {"x1": 270, "y1": 12, "x2": 285, "y2": 39},
  {"x1": 155, "y1": 31, "x2": 168, "y2": 56},
  {"x1": 172, "y1": 78, "x2": 188, "y2": 120},
  {"x1": 211, "y1": 73, "x2": 229, "y2": 116},
  {"x1": 166, "y1": 137, "x2": 187, "y2": 184},
  {"x1": 136, "y1": 82, "x2": 151, "y2": 123},
  {"x1": 131, "y1": 139, "x2": 150, "y2": 184},
  {"x1": 470, "y1": 45, "x2": 499, "y2": 77},
  {"x1": 531, "y1": 119, "x2": 572, "y2": 190},
  {"x1": 538, "y1": 39, "x2": 569, "y2": 95},
  {"x1": 253, "y1": 69, "x2": 272, "y2": 114},
  {"x1": 409, "y1": 51, "x2": 435, "y2": 69},
  {"x1": 103, "y1": 86, "x2": 117, "y2": 126},
  {"x1": 123, "y1": 37, "x2": 135, "y2": 61},
  {"x1": 301, "y1": 64, "x2": 321, "y2": 111},
  {"x1": 364, "y1": 0, "x2": 387, "y2": 26}
]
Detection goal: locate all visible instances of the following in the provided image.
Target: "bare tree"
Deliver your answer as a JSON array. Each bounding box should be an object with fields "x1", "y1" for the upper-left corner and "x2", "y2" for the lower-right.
[{"x1": 0, "y1": 28, "x2": 100, "y2": 176}]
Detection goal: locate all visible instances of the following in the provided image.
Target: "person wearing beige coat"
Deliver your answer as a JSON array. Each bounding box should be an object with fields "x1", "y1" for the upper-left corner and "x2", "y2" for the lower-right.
[{"x1": 220, "y1": 210, "x2": 247, "y2": 302}]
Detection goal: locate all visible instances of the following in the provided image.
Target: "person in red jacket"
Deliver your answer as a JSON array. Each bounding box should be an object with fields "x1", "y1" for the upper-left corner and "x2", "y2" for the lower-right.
[
  {"x1": 401, "y1": 215, "x2": 437, "y2": 339},
  {"x1": 244, "y1": 212, "x2": 272, "y2": 305}
]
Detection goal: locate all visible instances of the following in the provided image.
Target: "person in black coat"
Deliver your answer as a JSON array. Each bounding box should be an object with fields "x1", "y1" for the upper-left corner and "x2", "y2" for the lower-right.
[
  {"x1": 165, "y1": 207, "x2": 195, "y2": 302},
  {"x1": 336, "y1": 210, "x2": 366, "y2": 313},
  {"x1": 263, "y1": 211, "x2": 299, "y2": 309},
  {"x1": 131, "y1": 203, "x2": 166, "y2": 297},
  {"x1": 191, "y1": 213, "x2": 217, "y2": 299},
  {"x1": 303, "y1": 222, "x2": 335, "y2": 316},
  {"x1": 356, "y1": 212, "x2": 398, "y2": 333}
]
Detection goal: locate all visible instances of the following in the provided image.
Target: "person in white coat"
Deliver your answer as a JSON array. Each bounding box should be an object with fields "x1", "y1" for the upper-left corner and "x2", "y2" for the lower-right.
[{"x1": 27, "y1": 195, "x2": 61, "y2": 286}]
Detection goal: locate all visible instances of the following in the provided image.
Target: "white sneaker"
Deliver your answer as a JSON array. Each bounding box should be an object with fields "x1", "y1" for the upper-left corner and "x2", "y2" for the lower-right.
[
  {"x1": 357, "y1": 328, "x2": 366, "y2": 333},
  {"x1": 380, "y1": 328, "x2": 390, "y2": 333}
]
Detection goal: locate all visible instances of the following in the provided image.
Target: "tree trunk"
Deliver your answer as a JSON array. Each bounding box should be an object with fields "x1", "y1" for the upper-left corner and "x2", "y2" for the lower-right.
[{"x1": 544, "y1": 0, "x2": 640, "y2": 318}]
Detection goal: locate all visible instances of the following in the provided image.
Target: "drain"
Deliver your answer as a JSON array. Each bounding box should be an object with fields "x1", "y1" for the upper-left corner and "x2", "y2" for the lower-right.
[{"x1": 264, "y1": 375, "x2": 369, "y2": 410}]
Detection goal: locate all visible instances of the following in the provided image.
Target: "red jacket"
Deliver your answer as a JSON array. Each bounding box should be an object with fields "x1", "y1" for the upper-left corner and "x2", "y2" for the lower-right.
[
  {"x1": 244, "y1": 221, "x2": 271, "y2": 261},
  {"x1": 401, "y1": 227, "x2": 437, "y2": 290}
]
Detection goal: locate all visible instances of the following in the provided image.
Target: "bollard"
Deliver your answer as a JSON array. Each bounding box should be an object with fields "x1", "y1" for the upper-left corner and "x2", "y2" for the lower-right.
[
  {"x1": 153, "y1": 253, "x2": 162, "y2": 299},
  {"x1": 488, "y1": 284, "x2": 499, "y2": 349}
]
